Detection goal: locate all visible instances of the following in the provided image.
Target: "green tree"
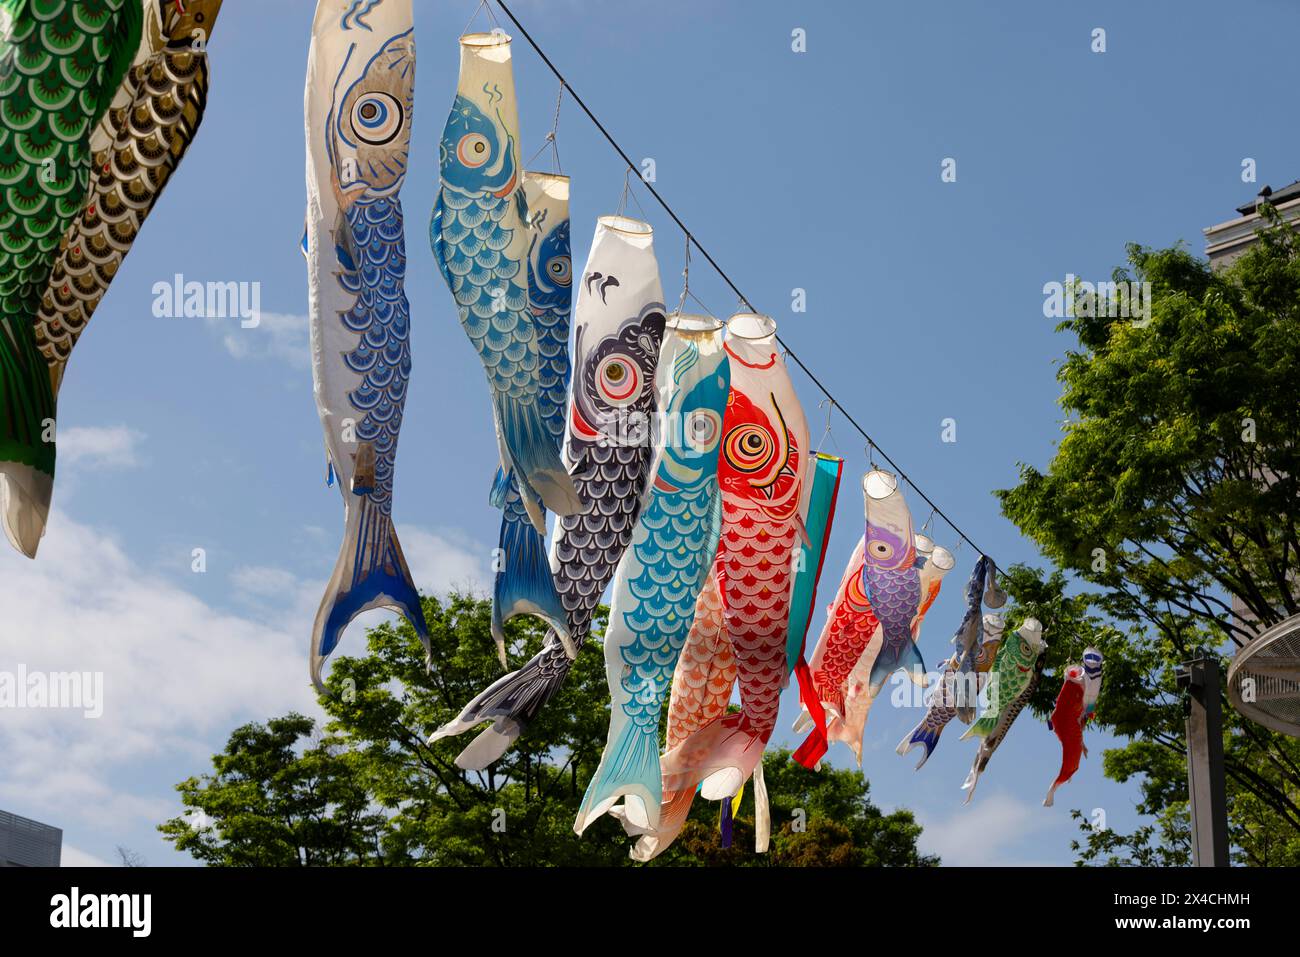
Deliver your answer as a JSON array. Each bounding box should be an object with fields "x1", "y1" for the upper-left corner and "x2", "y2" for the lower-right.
[
  {"x1": 161, "y1": 592, "x2": 936, "y2": 866},
  {"x1": 998, "y1": 207, "x2": 1300, "y2": 865}
]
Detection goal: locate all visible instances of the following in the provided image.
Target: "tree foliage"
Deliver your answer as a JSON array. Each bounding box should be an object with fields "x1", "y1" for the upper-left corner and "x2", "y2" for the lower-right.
[
  {"x1": 161, "y1": 593, "x2": 936, "y2": 866},
  {"x1": 998, "y1": 208, "x2": 1300, "y2": 865}
]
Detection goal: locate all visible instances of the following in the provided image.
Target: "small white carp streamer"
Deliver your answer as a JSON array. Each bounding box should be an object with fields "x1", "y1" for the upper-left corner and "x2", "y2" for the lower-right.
[{"x1": 303, "y1": 0, "x2": 428, "y2": 691}]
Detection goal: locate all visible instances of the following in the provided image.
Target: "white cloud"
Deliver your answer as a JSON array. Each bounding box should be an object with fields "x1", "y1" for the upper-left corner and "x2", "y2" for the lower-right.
[
  {"x1": 58, "y1": 425, "x2": 146, "y2": 470},
  {"x1": 0, "y1": 517, "x2": 317, "y2": 843},
  {"x1": 61, "y1": 844, "x2": 112, "y2": 867},
  {"x1": 209, "y1": 311, "x2": 309, "y2": 368},
  {"x1": 230, "y1": 564, "x2": 301, "y2": 599},
  {"x1": 0, "y1": 516, "x2": 492, "y2": 864},
  {"x1": 913, "y1": 791, "x2": 1061, "y2": 866},
  {"x1": 398, "y1": 525, "x2": 491, "y2": 597}
]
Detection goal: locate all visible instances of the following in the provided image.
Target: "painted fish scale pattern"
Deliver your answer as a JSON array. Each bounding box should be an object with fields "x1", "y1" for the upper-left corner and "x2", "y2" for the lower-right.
[
  {"x1": 436, "y1": 187, "x2": 537, "y2": 400},
  {"x1": 812, "y1": 543, "x2": 879, "y2": 714},
  {"x1": 0, "y1": 0, "x2": 135, "y2": 475},
  {"x1": 552, "y1": 443, "x2": 649, "y2": 641},
  {"x1": 339, "y1": 195, "x2": 410, "y2": 518},
  {"x1": 969, "y1": 634, "x2": 1036, "y2": 737},
  {"x1": 617, "y1": 479, "x2": 719, "y2": 732},
  {"x1": 720, "y1": 504, "x2": 797, "y2": 735},
  {"x1": 528, "y1": 217, "x2": 570, "y2": 433},
  {"x1": 35, "y1": 36, "x2": 211, "y2": 373},
  {"x1": 973, "y1": 653, "x2": 1043, "y2": 772},
  {"x1": 865, "y1": 562, "x2": 921, "y2": 653},
  {"x1": 667, "y1": 573, "x2": 735, "y2": 751},
  {"x1": 0, "y1": 0, "x2": 129, "y2": 319},
  {"x1": 496, "y1": 213, "x2": 571, "y2": 507}
]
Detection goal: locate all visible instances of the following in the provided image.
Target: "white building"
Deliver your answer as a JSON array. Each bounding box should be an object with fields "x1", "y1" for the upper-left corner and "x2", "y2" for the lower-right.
[{"x1": 1204, "y1": 180, "x2": 1300, "y2": 269}]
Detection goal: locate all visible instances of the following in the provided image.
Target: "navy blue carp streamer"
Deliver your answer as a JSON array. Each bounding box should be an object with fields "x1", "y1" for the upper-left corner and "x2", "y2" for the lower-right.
[
  {"x1": 431, "y1": 31, "x2": 581, "y2": 539},
  {"x1": 303, "y1": 0, "x2": 428, "y2": 691},
  {"x1": 431, "y1": 216, "x2": 668, "y2": 770},
  {"x1": 487, "y1": 171, "x2": 573, "y2": 665}
]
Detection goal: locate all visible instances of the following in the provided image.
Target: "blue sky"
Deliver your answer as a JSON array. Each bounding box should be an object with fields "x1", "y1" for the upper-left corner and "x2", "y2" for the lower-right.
[{"x1": 2, "y1": 0, "x2": 1297, "y2": 867}]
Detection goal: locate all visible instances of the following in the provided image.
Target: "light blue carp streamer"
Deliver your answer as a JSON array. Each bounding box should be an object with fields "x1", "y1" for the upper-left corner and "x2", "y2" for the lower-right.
[
  {"x1": 430, "y1": 87, "x2": 579, "y2": 525},
  {"x1": 574, "y1": 335, "x2": 731, "y2": 834}
]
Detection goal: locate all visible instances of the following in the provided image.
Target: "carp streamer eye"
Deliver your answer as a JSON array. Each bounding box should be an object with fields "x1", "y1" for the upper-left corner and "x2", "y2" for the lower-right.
[
  {"x1": 457, "y1": 132, "x2": 491, "y2": 168},
  {"x1": 597, "y1": 354, "x2": 639, "y2": 405},
  {"x1": 351, "y1": 92, "x2": 403, "y2": 146},
  {"x1": 725, "y1": 424, "x2": 773, "y2": 473},
  {"x1": 868, "y1": 538, "x2": 895, "y2": 561},
  {"x1": 548, "y1": 256, "x2": 572, "y2": 285},
  {"x1": 685, "y1": 409, "x2": 722, "y2": 453}
]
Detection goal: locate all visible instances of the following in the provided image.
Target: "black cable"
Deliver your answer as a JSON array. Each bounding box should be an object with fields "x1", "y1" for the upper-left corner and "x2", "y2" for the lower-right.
[{"x1": 494, "y1": 0, "x2": 996, "y2": 564}]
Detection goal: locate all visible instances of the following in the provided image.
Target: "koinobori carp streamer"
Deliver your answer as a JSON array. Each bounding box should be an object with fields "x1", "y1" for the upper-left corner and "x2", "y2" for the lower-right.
[
  {"x1": 0, "y1": 0, "x2": 144, "y2": 557},
  {"x1": 430, "y1": 30, "x2": 581, "y2": 537},
  {"x1": 431, "y1": 215, "x2": 668, "y2": 770},
  {"x1": 303, "y1": 0, "x2": 429, "y2": 690},
  {"x1": 574, "y1": 314, "x2": 730, "y2": 839}
]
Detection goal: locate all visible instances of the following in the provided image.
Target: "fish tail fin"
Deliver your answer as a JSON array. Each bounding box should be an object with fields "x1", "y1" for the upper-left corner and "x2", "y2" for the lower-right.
[
  {"x1": 959, "y1": 713, "x2": 995, "y2": 741},
  {"x1": 961, "y1": 746, "x2": 990, "y2": 804},
  {"x1": 429, "y1": 635, "x2": 575, "y2": 769},
  {"x1": 491, "y1": 490, "x2": 572, "y2": 664},
  {"x1": 311, "y1": 498, "x2": 429, "y2": 692},
  {"x1": 630, "y1": 784, "x2": 694, "y2": 862},
  {"x1": 574, "y1": 715, "x2": 662, "y2": 836},
  {"x1": 493, "y1": 390, "x2": 582, "y2": 520},
  {"x1": 645, "y1": 713, "x2": 766, "y2": 857},
  {"x1": 0, "y1": 316, "x2": 56, "y2": 558},
  {"x1": 868, "y1": 631, "x2": 926, "y2": 695},
  {"x1": 896, "y1": 721, "x2": 944, "y2": 769},
  {"x1": 488, "y1": 465, "x2": 510, "y2": 509}
]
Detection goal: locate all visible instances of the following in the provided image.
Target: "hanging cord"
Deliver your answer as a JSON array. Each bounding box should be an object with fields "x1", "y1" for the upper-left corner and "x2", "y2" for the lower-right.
[
  {"x1": 614, "y1": 165, "x2": 650, "y2": 222},
  {"x1": 525, "y1": 82, "x2": 565, "y2": 173},
  {"x1": 674, "y1": 233, "x2": 692, "y2": 316},
  {"x1": 815, "y1": 398, "x2": 839, "y2": 455},
  {"x1": 672, "y1": 231, "x2": 716, "y2": 318},
  {"x1": 463, "y1": 0, "x2": 503, "y2": 35},
  {"x1": 493, "y1": 0, "x2": 995, "y2": 565}
]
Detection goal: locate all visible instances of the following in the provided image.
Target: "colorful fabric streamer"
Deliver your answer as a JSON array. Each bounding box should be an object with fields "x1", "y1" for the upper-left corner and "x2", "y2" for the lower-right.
[
  {"x1": 951, "y1": 556, "x2": 991, "y2": 723},
  {"x1": 573, "y1": 314, "x2": 730, "y2": 837},
  {"x1": 303, "y1": 0, "x2": 428, "y2": 690},
  {"x1": 431, "y1": 215, "x2": 668, "y2": 770},
  {"x1": 862, "y1": 470, "x2": 925, "y2": 694},
  {"x1": 430, "y1": 30, "x2": 580, "y2": 533},
  {"x1": 1082, "y1": 645, "x2": 1103, "y2": 721},
  {"x1": 0, "y1": 0, "x2": 143, "y2": 557},
  {"x1": 486, "y1": 170, "x2": 572, "y2": 661},
  {"x1": 638, "y1": 313, "x2": 809, "y2": 861},
  {"x1": 897, "y1": 611, "x2": 1003, "y2": 769},
  {"x1": 803, "y1": 538, "x2": 877, "y2": 723},
  {"x1": 960, "y1": 617, "x2": 1047, "y2": 802},
  {"x1": 788, "y1": 453, "x2": 843, "y2": 769},
  {"x1": 36, "y1": 1, "x2": 222, "y2": 392},
  {"x1": 1043, "y1": 647, "x2": 1102, "y2": 805}
]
